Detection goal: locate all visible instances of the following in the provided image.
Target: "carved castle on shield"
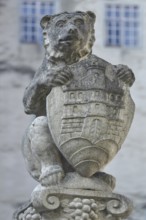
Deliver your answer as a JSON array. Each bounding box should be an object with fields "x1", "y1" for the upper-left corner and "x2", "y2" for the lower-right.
[
  {"x1": 46, "y1": 59, "x2": 135, "y2": 176},
  {"x1": 60, "y1": 64, "x2": 132, "y2": 147}
]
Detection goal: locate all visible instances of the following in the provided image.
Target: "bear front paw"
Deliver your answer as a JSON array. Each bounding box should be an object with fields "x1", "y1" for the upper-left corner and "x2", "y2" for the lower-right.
[
  {"x1": 39, "y1": 165, "x2": 64, "y2": 186},
  {"x1": 50, "y1": 67, "x2": 73, "y2": 87},
  {"x1": 116, "y1": 64, "x2": 135, "y2": 87}
]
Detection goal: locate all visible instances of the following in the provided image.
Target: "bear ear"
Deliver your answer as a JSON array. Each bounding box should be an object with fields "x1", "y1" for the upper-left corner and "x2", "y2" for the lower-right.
[
  {"x1": 86, "y1": 11, "x2": 96, "y2": 23},
  {"x1": 40, "y1": 15, "x2": 52, "y2": 29}
]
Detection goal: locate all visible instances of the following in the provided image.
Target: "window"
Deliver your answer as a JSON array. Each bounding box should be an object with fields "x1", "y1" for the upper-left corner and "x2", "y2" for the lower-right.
[
  {"x1": 20, "y1": 1, "x2": 57, "y2": 43},
  {"x1": 105, "y1": 4, "x2": 140, "y2": 48}
]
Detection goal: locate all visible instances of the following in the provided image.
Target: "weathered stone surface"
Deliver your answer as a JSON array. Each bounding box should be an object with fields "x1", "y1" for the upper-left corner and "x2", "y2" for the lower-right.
[
  {"x1": 14, "y1": 11, "x2": 135, "y2": 220},
  {"x1": 14, "y1": 173, "x2": 133, "y2": 220}
]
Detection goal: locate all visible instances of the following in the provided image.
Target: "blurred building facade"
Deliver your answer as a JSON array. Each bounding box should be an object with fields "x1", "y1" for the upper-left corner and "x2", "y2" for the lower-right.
[
  {"x1": 0, "y1": 0, "x2": 75, "y2": 72},
  {"x1": 74, "y1": 0, "x2": 146, "y2": 71},
  {"x1": 0, "y1": 0, "x2": 146, "y2": 71}
]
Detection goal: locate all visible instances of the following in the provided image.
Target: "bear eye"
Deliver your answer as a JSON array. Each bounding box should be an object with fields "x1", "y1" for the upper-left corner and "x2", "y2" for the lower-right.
[
  {"x1": 42, "y1": 31, "x2": 47, "y2": 36},
  {"x1": 74, "y1": 18, "x2": 84, "y2": 26},
  {"x1": 56, "y1": 20, "x2": 66, "y2": 27}
]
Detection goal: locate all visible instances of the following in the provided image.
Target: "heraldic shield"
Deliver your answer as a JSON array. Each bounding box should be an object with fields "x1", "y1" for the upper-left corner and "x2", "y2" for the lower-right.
[{"x1": 46, "y1": 60, "x2": 135, "y2": 177}]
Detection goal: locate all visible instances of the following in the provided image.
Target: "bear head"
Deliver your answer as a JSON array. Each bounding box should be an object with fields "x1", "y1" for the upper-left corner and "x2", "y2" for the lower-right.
[{"x1": 40, "y1": 11, "x2": 96, "y2": 64}]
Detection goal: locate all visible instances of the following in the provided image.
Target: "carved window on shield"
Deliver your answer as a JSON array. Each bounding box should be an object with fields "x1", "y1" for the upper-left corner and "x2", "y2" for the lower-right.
[
  {"x1": 70, "y1": 92, "x2": 75, "y2": 100},
  {"x1": 73, "y1": 105, "x2": 78, "y2": 114},
  {"x1": 90, "y1": 119, "x2": 101, "y2": 141},
  {"x1": 95, "y1": 91, "x2": 99, "y2": 98},
  {"x1": 78, "y1": 92, "x2": 83, "y2": 100},
  {"x1": 20, "y1": 0, "x2": 59, "y2": 43},
  {"x1": 110, "y1": 94, "x2": 115, "y2": 102}
]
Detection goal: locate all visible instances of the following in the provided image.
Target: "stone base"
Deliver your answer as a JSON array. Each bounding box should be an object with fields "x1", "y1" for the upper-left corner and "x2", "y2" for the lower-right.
[{"x1": 13, "y1": 172, "x2": 133, "y2": 220}]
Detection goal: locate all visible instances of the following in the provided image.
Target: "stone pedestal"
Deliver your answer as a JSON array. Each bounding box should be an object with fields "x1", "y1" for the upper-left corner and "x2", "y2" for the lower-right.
[{"x1": 13, "y1": 173, "x2": 132, "y2": 220}]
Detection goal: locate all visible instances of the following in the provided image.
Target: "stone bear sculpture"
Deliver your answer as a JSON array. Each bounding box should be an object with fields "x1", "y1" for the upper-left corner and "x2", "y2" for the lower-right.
[{"x1": 22, "y1": 11, "x2": 135, "y2": 187}]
